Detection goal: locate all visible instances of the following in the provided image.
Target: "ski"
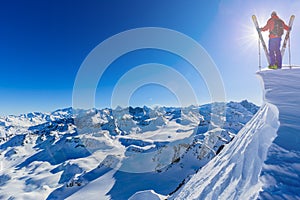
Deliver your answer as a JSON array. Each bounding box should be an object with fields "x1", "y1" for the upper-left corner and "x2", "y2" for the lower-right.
[
  {"x1": 281, "y1": 15, "x2": 295, "y2": 58},
  {"x1": 252, "y1": 15, "x2": 270, "y2": 65}
]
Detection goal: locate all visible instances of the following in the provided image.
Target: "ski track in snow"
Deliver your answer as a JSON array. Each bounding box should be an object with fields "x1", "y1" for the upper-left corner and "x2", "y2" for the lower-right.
[{"x1": 171, "y1": 68, "x2": 300, "y2": 200}]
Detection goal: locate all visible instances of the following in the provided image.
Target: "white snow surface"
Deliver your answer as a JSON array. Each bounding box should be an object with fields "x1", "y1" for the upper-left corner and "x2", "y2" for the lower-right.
[
  {"x1": 171, "y1": 68, "x2": 300, "y2": 200},
  {"x1": 129, "y1": 190, "x2": 167, "y2": 200}
]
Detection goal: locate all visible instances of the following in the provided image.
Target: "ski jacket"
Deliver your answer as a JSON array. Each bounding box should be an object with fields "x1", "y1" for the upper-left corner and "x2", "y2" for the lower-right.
[{"x1": 261, "y1": 15, "x2": 289, "y2": 38}]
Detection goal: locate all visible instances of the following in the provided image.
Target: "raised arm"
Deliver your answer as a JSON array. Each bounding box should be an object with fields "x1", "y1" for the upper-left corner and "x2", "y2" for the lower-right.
[{"x1": 283, "y1": 21, "x2": 290, "y2": 31}]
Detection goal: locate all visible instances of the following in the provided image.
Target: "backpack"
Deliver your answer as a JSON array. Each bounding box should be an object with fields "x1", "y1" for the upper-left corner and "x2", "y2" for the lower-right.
[{"x1": 271, "y1": 19, "x2": 284, "y2": 36}]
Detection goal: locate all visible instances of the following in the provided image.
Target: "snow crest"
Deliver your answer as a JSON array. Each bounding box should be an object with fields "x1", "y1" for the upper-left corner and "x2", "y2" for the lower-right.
[
  {"x1": 172, "y1": 68, "x2": 300, "y2": 200},
  {"x1": 171, "y1": 103, "x2": 279, "y2": 200},
  {"x1": 258, "y1": 69, "x2": 300, "y2": 199}
]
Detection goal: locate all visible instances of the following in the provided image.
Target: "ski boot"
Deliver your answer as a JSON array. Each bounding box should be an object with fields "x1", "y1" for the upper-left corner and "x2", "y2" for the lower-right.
[{"x1": 268, "y1": 64, "x2": 278, "y2": 70}]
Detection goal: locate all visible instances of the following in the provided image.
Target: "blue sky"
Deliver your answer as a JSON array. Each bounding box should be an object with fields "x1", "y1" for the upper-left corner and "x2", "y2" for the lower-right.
[{"x1": 1, "y1": 0, "x2": 300, "y2": 116}]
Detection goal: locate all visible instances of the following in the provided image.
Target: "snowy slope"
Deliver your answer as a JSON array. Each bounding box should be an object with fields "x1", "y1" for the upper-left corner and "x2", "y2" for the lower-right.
[
  {"x1": 0, "y1": 102, "x2": 258, "y2": 200},
  {"x1": 171, "y1": 68, "x2": 300, "y2": 200}
]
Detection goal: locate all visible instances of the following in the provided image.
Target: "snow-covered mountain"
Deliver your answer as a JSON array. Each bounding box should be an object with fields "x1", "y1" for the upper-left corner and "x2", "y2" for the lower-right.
[
  {"x1": 0, "y1": 101, "x2": 258, "y2": 200},
  {"x1": 171, "y1": 68, "x2": 300, "y2": 200}
]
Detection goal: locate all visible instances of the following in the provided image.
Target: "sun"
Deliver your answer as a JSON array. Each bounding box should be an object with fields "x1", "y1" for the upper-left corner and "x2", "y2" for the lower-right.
[{"x1": 236, "y1": 13, "x2": 271, "y2": 64}]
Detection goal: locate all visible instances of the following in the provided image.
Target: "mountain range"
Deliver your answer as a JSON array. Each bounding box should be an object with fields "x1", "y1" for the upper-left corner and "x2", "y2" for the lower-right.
[{"x1": 0, "y1": 101, "x2": 258, "y2": 199}]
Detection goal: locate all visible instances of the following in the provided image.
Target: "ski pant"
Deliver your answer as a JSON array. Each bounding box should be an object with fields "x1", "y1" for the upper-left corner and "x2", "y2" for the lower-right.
[{"x1": 268, "y1": 37, "x2": 282, "y2": 68}]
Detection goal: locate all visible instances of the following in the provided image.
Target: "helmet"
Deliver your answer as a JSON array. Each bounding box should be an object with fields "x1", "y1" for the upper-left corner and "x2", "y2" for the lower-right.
[{"x1": 271, "y1": 11, "x2": 277, "y2": 16}]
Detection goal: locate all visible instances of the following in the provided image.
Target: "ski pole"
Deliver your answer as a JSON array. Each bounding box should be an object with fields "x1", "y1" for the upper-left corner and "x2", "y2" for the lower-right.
[
  {"x1": 258, "y1": 37, "x2": 261, "y2": 71},
  {"x1": 288, "y1": 34, "x2": 292, "y2": 69}
]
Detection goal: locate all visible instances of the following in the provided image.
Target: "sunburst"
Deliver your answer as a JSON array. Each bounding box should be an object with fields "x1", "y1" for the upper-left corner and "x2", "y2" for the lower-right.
[{"x1": 236, "y1": 12, "x2": 271, "y2": 66}]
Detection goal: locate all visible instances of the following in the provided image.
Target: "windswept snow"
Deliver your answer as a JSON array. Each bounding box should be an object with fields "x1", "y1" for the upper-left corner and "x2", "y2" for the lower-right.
[
  {"x1": 170, "y1": 103, "x2": 279, "y2": 200},
  {"x1": 171, "y1": 68, "x2": 300, "y2": 200},
  {"x1": 258, "y1": 69, "x2": 300, "y2": 200}
]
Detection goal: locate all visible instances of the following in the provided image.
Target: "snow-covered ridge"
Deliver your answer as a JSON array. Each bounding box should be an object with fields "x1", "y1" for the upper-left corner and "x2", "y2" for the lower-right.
[
  {"x1": 171, "y1": 68, "x2": 300, "y2": 200},
  {"x1": 0, "y1": 101, "x2": 258, "y2": 200},
  {"x1": 257, "y1": 69, "x2": 300, "y2": 199}
]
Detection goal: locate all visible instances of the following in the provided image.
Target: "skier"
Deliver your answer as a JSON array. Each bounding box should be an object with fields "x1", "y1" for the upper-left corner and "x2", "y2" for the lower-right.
[{"x1": 260, "y1": 11, "x2": 290, "y2": 69}]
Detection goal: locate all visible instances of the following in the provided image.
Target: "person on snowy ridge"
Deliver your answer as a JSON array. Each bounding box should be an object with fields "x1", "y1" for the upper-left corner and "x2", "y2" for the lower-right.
[{"x1": 260, "y1": 11, "x2": 290, "y2": 69}]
